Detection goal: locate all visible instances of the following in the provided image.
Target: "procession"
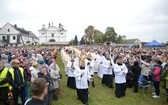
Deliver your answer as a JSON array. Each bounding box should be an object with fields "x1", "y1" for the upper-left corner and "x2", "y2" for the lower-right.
[
  {"x1": 61, "y1": 46, "x2": 168, "y2": 104},
  {"x1": 0, "y1": 45, "x2": 167, "y2": 105}
]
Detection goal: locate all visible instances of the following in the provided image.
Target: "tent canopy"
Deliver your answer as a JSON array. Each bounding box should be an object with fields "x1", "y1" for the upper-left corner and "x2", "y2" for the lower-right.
[{"x1": 144, "y1": 40, "x2": 164, "y2": 47}]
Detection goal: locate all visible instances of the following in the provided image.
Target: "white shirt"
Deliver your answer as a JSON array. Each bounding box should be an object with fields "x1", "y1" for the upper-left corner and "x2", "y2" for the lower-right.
[
  {"x1": 73, "y1": 67, "x2": 91, "y2": 89},
  {"x1": 85, "y1": 59, "x2": 95, "y2": 75},
  {"x1": 102, "y1": 58, "x2": 113, "y2": 75},
  {"x1": 74, "y1": 57, "x2": 79, "y2": 66},
  {"x1": 96, "y1": 55, "x2": 105, "y2": 65},
  {"x1": 67, "y1": 61, "x2": 76, "y2": 77},
  {"x1": 97, "y1": 55, "x2": 106, "y2": 78},
  {"x1": 114, "y1": 63, "x2": 128, "y2": 84}
]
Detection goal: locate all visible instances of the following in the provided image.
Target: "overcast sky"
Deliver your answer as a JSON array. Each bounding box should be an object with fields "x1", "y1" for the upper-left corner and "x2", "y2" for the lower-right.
[{"x1": 0, "y1": 0, "x2": 168, "y2": 43}]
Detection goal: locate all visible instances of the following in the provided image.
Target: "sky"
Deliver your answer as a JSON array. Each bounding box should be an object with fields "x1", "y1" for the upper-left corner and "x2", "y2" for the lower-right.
[{"x1": 0, "y1": 0, "x2": 168, "y2": 43}]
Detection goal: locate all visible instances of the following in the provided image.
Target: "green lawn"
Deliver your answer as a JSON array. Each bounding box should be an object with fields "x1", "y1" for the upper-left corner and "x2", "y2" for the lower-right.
[{"x1": 53, "y1": 53, "x2": 167, "y2": 105}]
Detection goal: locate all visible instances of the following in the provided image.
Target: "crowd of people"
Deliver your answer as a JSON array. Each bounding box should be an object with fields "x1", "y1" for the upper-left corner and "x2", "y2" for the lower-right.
[
  {"x1": 61, "y1": 45, "x2": 168, "y2": 104},
  {"x1": 0, "y1": 45, "x2": 168, "y2": 105},
  {"x1": 0, "y1": 46, "x2": 60, "y2": 105}
]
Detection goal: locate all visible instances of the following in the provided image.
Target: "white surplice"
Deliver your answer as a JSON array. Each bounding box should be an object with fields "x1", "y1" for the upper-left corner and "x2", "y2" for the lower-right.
[
  {"x1": 102, "y1": 58, "x2": 113, "y2": 75},
  {"x1": 67, "y1": 61, "x2": 76, "y2": 77},
  {"x1": 84, "y1": 59, "x2": 95, "y2": 75},
  {"x1": 73, "y1": 67, "x2": 91, "y2": 89},
  {"x1": 96, "y1": 55, "x2": 105, "y2": 78},
  {"x1": 114, "y1": 63, "x2": 128, "y2": 84}
]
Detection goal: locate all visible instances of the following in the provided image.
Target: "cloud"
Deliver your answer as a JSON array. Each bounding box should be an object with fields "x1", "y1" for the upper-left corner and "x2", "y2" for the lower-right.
[{"x1": 0, "y1": 0, "x2": 168, "y2": 43}]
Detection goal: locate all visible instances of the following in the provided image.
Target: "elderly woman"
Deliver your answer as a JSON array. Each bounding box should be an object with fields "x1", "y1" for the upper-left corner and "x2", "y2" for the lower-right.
[
  {"x1": 29, "y1": 62, "x2": 39, "y2": 82},
  {"x1": 49, "y1": 59, "x2": 60, "y2": 100}
]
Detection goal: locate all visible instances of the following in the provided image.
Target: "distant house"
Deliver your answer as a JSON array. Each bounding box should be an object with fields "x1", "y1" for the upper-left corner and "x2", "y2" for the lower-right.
[
  {"x1": 117, "y1": 38, "x2": 142, "y2": 48},
  {"x1": 0, "y1": 23, "x2": 39, "y2": 46},
  {"x1": 38, "y1": 22, "x2": 68, "y2": 45},
  {"x1": 123, "y1": 38, "x2": 141, "y2": 44}
]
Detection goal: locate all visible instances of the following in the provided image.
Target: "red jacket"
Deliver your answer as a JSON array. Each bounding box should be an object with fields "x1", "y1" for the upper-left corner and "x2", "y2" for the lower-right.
[{"x1": 153, "y1": 66, "x2": 161, "y2": 81}]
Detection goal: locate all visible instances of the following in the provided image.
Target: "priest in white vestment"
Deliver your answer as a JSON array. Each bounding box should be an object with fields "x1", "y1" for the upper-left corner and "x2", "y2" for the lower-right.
[
  {"x1": 73, "y1": 61, "x2": 92, "y2": 105},
  {"x1": 114, "y1": 56, "x2": 128, "y2": 98},
  {"x1": 102, "y1": 52, "x2": 114, "y2": 88},
  {"x1": 96, "y1": 52, "x2": 105, "y2": 78},
  {"x1": 66, "y1": 57, "x2": 78, "y2": 89}
]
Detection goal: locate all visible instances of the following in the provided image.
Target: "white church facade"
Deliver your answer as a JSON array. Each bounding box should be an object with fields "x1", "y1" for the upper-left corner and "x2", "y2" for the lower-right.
[{"x1": 38, "y1": 22, "x2": 68, "y2": 45}]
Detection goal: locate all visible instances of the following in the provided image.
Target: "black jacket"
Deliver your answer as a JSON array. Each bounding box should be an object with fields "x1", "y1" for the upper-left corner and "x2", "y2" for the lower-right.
[{"x1": 130, "y1": 66, "x2": 141, "y2": 80}]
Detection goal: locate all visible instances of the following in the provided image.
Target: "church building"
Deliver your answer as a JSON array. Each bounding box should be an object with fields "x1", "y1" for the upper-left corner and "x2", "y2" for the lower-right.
[{"x1": 38, "y1": 22, "x2": 68, "y2": 45}]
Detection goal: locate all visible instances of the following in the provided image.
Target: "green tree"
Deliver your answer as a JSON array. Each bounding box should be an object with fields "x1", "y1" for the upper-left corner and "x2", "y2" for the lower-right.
[
  {"x1": 69, "y1": 39, "x2": 74, "y2": 45},
  {"x1": 84, "y1": 25, "x2": 94, "y2": 45},
  {"x1": 80, "y1": 36, "x2": 86, "y2": 45},
  {"x1": 103, "y1": 27, "x2": 117, "y2": 44},
  {"x1": 74, "y1": 35, "x2": 78, "y2": 45},
  {"x1": 94, "y1": 29, "x2": 104, "y2": 44},
  {"x1": 116, "y1": 35, "x2": 123, "y2": 44}
]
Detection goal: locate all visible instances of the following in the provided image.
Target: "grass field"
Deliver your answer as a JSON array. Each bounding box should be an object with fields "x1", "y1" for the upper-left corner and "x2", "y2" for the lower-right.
[{"x1": 53, "y1": 53, "x2": 167, "y2": 105}]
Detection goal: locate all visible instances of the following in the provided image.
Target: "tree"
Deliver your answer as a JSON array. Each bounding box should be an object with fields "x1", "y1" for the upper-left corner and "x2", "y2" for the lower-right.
[
  {"x1": 94, "y1": 29, "x2": 104, "y2": 44},
  {"x1": 103, "y1": 27, "x2": 117, "y2": 44},
  {"x1": 74, "y1": 35, "x2": 78, "y2": 45},
  {"x1": 69, "y1": 39, "x2": 74, "y2": 45},
  {"x1": 80, "y1": 36, "x2": 86, "y2": 45},
  {"x1": 84, "y1": 25, "x2": 94, "y2": 45},
  {"x1": 116, "y1": 35, "x2": 123, "y2": 44}
]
